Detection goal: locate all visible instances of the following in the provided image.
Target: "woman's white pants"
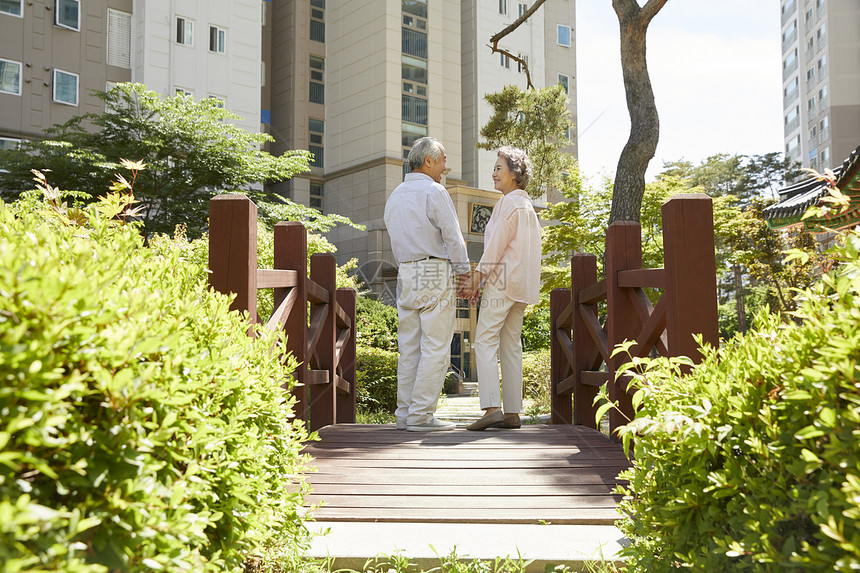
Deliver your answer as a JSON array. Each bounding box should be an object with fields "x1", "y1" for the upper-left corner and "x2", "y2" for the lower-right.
[{"x1": 473, "y1": 282, "x2": 527, "y2": 413}]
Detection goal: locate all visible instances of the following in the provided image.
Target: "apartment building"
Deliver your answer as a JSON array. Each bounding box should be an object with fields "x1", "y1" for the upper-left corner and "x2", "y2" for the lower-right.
[
  {"x1": 0, "y1": 0, "x2": 261, "y2": 150},
  {"x1": 780, "y1": 0, "x2": 860, "y2": 170}
]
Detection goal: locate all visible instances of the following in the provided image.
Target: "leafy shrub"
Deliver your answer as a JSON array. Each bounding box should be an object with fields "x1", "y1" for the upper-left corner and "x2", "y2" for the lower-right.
[
  {"x1": 355, "y1": 297, "x2": 398, "y2": 351},
  {"x1": 356, "y1": 347, "x2": 399, "y2": 414},
  {"x1": 522, "y1": 349, "x2": 551, "y2": 413},
  {"x1": 0, "y1": 191, "x2": 312, "y2": 572},
  {"x1": 614, "y1": 231, "x2": 860, "y2": 571},
  {"x1": 521, "y1": 306, "x2": 550, "y2": 351}
]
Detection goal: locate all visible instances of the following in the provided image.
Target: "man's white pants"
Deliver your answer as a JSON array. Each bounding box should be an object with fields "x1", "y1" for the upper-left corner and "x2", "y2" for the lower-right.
[
  {"x1": 395, "y1": 259, "x2": 456, "y2": 426},
  {"x1": 474, "y1": 282, "x2": 527, "y2": 413}
]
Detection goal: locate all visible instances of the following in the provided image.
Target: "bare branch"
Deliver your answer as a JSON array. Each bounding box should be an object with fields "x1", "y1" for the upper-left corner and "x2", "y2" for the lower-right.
[
  {"x1": 486, "y1": 45, "x2": 534, "y2": 89},
  {"x1": 488, "y1": 0, "x2": 550, "y2": 90}
]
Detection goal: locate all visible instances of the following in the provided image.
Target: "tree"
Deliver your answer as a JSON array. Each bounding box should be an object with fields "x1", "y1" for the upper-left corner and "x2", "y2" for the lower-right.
[
  {"x1": 478, "y1": 84, "x2": 576, "y2": 197},
  {"x1": 609, "y1": 0, "x2": 670, "y2": 224},
  {"x1": 0, "y1": 83, "x2": 311, "y2": 237},
  {"x1": 487, "y1": 0, "x2": 668, "y2": 222}
]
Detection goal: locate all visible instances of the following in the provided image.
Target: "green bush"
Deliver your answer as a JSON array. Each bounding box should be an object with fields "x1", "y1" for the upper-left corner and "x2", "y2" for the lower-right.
[
  {"x1": 614, "y1": 231, "x2": 860, "y2": 571},
  {"x1": 355, "y1": 297, "x2": 398, "y2": 351},
  {"x1": 0, "y1": 192, "x2": 312, "y2": 572},
  {"x1": 522, "y1": 349, "x2": 551, "y2": 413},
  {"x1": 521, "y1": 306, "x2": 550, "y2": 351},
  {"x1": 356, "y1": 347, "x2": 399, "y2": 414}
]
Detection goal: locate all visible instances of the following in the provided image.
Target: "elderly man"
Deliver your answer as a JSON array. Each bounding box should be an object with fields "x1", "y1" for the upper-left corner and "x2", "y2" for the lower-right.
[{"x1": 384, "y1": 137, "x2": 470, "y2": 432}]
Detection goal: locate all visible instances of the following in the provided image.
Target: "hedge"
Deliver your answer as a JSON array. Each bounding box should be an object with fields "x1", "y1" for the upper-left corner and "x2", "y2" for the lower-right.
[
  {"x1": 0, "y1": 191, "x2": 312, "y2": 572},
  {"x1": 614, "y1": 231, "x2": 860, "y2": 571}
]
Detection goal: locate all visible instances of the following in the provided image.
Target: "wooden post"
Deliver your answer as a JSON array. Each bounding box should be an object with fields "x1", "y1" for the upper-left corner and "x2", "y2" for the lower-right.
[
  {"x1": 336, "y1": 288, "x2": 357, "y2": 424},
  {"x1": 208, "y1": 194, "x2": 258, "y2": 321},
  {"x1": 571, "y1": 253, "x2": 599, "y2": 428},
  {"x1": 274, "y1": 222, "x2": 309, "y2": 422},
  {"x1": 605, "y1": 221, "x2": 641, "y2": 436},
  {"x1": 550, "y1": 288, "x2": 573, "y2": 424},
  {"x1": 662, "y1": 194, "x2": 719, "y2": 361},
  {"x1": 309, "y1": 253, "x2": 337, "y2": 430}
]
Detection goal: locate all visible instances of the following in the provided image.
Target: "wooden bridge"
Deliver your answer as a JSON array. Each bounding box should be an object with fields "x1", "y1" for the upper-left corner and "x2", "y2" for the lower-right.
[{"x1": 208, "y1": 194, "x2": 718, "y2": 554}]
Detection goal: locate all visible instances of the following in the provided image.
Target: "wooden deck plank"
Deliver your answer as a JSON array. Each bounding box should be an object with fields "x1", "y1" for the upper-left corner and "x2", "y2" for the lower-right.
[
  {"x1": 302, "y1": 423, "x2": 630, "y2": 525},
  {"x1": 307, "y1": 507, "x2": 623, "y2": 526}
]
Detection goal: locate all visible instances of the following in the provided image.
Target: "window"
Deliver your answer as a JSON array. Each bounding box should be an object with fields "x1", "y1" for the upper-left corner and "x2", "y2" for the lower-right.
[
  {"x1": 309, "y1": 56, "x2": 324, "y2": 104},
  {"x1": 403, "y1": 0, "x2": 427, "y2": 19},
  {"x1": 518, "y1": 2, "x2": 528, "y2": 17},
  {"x1": 402, "y1": 27, "x2": 426, "y2": 59},
  {"x1": 309, "y1": 119, "x2": 324, "y2": 168},
  {"x1": 499, "y1": 52, "x2": 510, "y2": 68},
  {"x1": 820, "y1": 116, "x2": 829, "y2": 139},
  {"x1": 0, "y1": 137, "x2": 21, "y2": 151},
  {"x1": 0, "y1": 58, "x2": 22, "y2": 95},
  {"x1": 820, "y1": 146, "x2": 830, "y2": 167},
  {"x1": 0, "y1": 0, "x2": 22, "y2": 17},
  {"x1": 175, "y1": 87, "x2": 192, "y2": 96},
  {"x1": 784, "y1": 77, "x2": 798, "y2": 98},
  {"x1": 209, "y1": 26, "x2": 226, "y2": 53},
  {"x1": 499, "y1": 0, "x2": 507, "y2": 15},
  {"x1": 107, "y1": 10, "x2": 132, "y2": 68},
  {"x1": 557, "y1": 24, "x2": 571, "y2": 47},
  {"x1": 402, "y1": 55, "x2": 428, "y2": 84},
  {"x1": 176, "y1": 17, "x2": 193, "y2": 45},
  {"x1": 53, "y1": 69, "x2": 78, "y2": 106},
  {"x1": 402, "y1": 122, "x2": 427, "y2": 159},
  {"x1": 818, "y1": 85, "x2": 828, "y2": 107},
  {"x1": 785, "y1": 105, "x2": 799, "y2": 132},
  {"x1": 817, "y1": 54, "x2": 827, "y2": 76},
  {"x1": 806, "y1": 66, "x2": 814, "y2": 84},
  {"x1": 402, "y1": 94, "x2": 427, "y2": 124},
  {"x1": 55, "y1": 0, "x2": 79, "y2": 30},
  {"x1": 309, "y1": 181, "x2": 324, "y2": 211},
  {"x1": 807, "y1": 95, "x2": 816, "y2": 112},
  {"x1": 782, "y1": 19, "x2": 796, "y2": 42},
  {"x1": 310, "y1": 2, "x2": 325, "y2": 43},
  {"x1": 517, "y1": 53, "x2": 528, "y2": 73},
  {"x1": 558, "y1": 73, "x2": 569, "y2": 94}
]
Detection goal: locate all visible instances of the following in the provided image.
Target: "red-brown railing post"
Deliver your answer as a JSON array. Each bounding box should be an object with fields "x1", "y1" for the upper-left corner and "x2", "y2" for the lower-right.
[
  {"x1": 605, "y1": 222, "x2": 641, "y2": 435},
  {"x1": 336, "y1": 288, "x2": 357, "y2": 424},
  {"x1": 208, "y1": 194, "x2": 258, "y2": 321},
  {"x1": 550, "y1": 288, "x2": 573, "y2": 424},
  {"x1": 275, "y1": 221, "x2": 309, "y2": 422},
  {"x1": 572, "y1": 253, "x2": 599, "y2": 428},
  {"x1": 309, "y1": 253, "x2": 337, "y2": 431},
  {"x1": 662, "y1": 194, "x2": 719, "y2": 361}
]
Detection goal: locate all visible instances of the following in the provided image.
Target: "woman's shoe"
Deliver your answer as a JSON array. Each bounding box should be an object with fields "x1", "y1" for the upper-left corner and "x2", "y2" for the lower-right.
[
  {"x1": 466, "y1": 410, "x2": 504, "y2": 431},
  {"x1": 503, "y1": 413, "x2": 521, "y2": 428}
]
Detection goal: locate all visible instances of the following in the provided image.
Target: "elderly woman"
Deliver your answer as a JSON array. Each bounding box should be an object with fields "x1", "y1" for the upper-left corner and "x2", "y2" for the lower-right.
[{"x1": 465, "y1": 146, "x2": 542, "y2": 431}]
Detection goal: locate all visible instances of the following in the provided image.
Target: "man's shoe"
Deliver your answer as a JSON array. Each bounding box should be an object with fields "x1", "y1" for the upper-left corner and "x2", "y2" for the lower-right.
[
  {"x1": 406, "y1": 417, "x2": 456, "y2": 432},
  {"x1": 466, "y1": 410, "x2": 504, "y2": 431},
  {"x1": 503, "y1": 413, "x2": 521, "y2": 428},
  {"x1": 396, "y1": 418, "x2": 407, "y2": 430}
]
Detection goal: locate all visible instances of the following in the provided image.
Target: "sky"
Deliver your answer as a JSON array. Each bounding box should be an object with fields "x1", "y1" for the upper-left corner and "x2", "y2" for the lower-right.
[{"x1": 574, "y1": 0, "x2": 785, "y2": 184}]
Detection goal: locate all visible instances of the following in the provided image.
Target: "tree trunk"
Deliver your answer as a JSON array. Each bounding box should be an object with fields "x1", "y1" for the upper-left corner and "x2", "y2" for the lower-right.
[
  {"x1": 733, "y1": 264, "x2": 747, "y2": 334},
  {"x1": 609, "y1": 0, "x2": 668, "y2": 224}
]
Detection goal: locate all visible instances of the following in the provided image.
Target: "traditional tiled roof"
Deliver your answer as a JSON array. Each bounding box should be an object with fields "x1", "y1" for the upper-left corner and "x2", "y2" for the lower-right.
[{"x1": 763, "y1": 145, "x2": 860, "y2": 227}]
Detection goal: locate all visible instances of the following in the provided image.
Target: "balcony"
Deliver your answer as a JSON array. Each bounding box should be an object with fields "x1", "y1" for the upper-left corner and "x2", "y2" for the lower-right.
[
  {"x1": 785, "y1": 116, "x2": 800, "y2": 134},
  {"x1": 782, "y1": 29, "x2": 798, "y2": 51},
  {"x1": 784, "y1": 89, "x2": 799, "y2": 108},
  {"x1": 781, "y1": 0, "x2": 797, "y2": 26},
  {"x1": 783, "y1": 59, "x2": 798, "y2": 81}
]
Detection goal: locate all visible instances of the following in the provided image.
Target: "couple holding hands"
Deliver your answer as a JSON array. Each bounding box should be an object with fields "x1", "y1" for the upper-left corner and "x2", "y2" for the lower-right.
[{"x1": 383, "y1": 136, "x2": 542, "y2": 432}]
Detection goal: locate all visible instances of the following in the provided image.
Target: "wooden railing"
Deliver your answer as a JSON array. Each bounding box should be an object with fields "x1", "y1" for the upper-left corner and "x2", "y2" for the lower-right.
[
  {"x1": 551, "y1": 194, "x2": 719, "y2": 435},
  {"x1": 208, "y1": 194, "x2": 357, "y2": 431}
]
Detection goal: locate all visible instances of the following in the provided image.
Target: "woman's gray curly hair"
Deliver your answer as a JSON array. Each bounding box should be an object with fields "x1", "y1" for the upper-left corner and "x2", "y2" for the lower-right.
[{"x1": 497, "y1": 146, "x2": 532, "y2": 190}]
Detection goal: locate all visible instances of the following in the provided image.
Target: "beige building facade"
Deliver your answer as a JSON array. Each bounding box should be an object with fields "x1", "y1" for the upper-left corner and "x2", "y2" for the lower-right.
[
  {"x1": 0, "y1": 0, "x2": 261, "y2": 150},
  {"x1": 780, "y1": 0, "x2": 860, "y2": 170}
]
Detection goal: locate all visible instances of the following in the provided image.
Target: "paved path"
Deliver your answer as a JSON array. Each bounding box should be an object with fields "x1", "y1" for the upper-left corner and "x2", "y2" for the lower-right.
[{"x1": 303, "y1": 422, "x2": 629, "y2": 571}]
